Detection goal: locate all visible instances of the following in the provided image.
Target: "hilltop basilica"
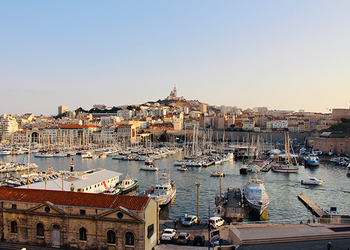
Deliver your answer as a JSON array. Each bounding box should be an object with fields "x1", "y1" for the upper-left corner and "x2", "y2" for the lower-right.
[{"x1": 166, "y1": 85, "x2": 185, "y2": 101}]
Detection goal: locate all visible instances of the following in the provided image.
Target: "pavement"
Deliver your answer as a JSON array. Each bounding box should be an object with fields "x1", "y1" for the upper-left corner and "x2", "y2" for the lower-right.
[{"x1": 157, "y1": 220, "x2": 350, "y2": 250}]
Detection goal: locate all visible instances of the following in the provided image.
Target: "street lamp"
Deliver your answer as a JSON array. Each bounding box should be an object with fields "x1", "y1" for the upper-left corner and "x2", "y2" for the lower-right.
[{"x1": 195, "y1": 183, "x2": 201, "y2": 221}]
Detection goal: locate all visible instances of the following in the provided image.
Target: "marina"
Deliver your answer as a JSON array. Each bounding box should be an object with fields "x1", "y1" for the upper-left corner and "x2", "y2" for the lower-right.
[{"x1": 1, "y1": 151, "x2": 350, "y2": 222}]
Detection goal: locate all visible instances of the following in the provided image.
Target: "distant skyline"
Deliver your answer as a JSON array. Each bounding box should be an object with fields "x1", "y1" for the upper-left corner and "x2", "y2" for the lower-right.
[{"x1": 1, "y1": 1, "x2": 350, "y2": 116}]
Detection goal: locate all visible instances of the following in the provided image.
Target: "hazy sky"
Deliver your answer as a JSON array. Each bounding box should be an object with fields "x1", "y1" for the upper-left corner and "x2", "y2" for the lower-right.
[{"x1": 1, "y1": 1, "x2": 350, "y2": 116}]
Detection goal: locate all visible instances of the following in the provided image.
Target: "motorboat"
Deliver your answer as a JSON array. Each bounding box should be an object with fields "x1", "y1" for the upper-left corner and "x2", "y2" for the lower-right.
[
  {"x1": 304, "y1": 153, "x2": 320, "y2": 167},
  {"x1": 301, "y1": 176, "x2": 323, "y2": 185},
  {"x1": 103, "y1": 187, "x2": 121, "y2": 195},
  {"x1": 177, "y1": 165, "x2": 188, "y2": 171},
  {"x1": 117, "y1": 174, "x2": 139, "y2": 194},
  {"x1": 325, "y1": 205, "x2": 339, "y2": 215},
  {"x1": 34, "y1": 152, "x2": 53, "y2": 158},
  {"x1": 147, "y1": 172, "x2": 176, "y2": 206},
  {"x1": 211, "y1": 171, "x2": 225, "y2": 177},
  {"x1": 139, "y1": 163, "x2": 158, "y2": 171},
  {"x1": 0, "y1": 149, "x2": 11, "y2": 155},
  {"x1": 243, "y1": 176, "x2": 270, "y2": 215}
]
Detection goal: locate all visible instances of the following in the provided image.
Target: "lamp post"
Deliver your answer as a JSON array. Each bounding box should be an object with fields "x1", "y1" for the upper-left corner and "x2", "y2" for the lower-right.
[{"x1": 195, "y1": 183, "x2": 201, "y2": 221}]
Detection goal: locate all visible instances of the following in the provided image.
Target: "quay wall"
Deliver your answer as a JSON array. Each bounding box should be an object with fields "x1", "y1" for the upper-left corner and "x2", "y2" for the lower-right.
[
  {"x1": 153, "y1": 130, "x2": 309, "y2": 144},
  {"x1": 307, "y1": 137, "x2": 350, "y2": 155}
]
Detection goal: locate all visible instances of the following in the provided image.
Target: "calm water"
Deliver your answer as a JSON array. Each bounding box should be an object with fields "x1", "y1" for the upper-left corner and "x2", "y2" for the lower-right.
[{"x1": 1, "y1": 152, "x2": 350, "y2": 222}]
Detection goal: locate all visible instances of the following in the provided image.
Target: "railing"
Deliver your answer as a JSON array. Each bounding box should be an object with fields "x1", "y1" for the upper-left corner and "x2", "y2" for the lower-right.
[{"x1": 236, "y1": 216, "x2": 350, "y2": 226}]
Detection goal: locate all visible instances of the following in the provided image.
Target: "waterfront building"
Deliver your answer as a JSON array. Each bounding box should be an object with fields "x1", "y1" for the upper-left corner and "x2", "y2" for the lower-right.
[
  {"x1": 116, "y1": 124, "x2": 137, "y2": 144},
  {"x1": 0, "y1": 187, "x2": 158, "y2": 250}
]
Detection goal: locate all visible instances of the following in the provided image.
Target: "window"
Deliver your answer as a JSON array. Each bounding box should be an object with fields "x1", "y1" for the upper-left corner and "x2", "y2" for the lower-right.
[
  {"x1": 147, "y1": 224, "x2": 154, "y2": 239},
  {"x1": 37, "y1": 223, "x2": 44, "y2": 236},
  {"x1": 79, "y1": 228, "x2": 87, "y2": 241},
  {"x1": 117, "y1": 212, "x2": 123, "y2": 219},
  {"x1": 11, "y1": 221, "x2": 17, "y2": 233},
  {"x1": 125, "y1": 232, "x2": 134, "y2": 246},
  {"x1": 80, "y1": 210, "x2": 86, "y2": 215},
  {"x1": 107, "y1": 230, "x2": 116, "y2": 244},
  {"x1": 11, "y1": 204, "x2": 17, "y2": 209}
]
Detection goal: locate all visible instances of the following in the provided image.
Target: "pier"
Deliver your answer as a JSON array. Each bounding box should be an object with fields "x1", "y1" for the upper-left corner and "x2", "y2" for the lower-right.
[{"x1": 298, "y1": 193, "x2": 327, "y2": 217}]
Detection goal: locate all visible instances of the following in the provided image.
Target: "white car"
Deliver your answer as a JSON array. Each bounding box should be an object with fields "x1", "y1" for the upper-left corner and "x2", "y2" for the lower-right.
[
  {"x1": 209, "y1": 217, "x2": 224, "y2": 229},
  {"x1": 161, "y1": 228, "x2": 176, "y2": 242}
]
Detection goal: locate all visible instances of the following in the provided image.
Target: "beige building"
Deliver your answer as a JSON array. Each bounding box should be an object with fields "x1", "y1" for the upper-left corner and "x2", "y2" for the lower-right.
[
  {"x1": 0, "y1": 187, "x2": 158, "y2": 250},
  {"x1": 116, "y1": 124, "x2": 137, "y2": 144}
]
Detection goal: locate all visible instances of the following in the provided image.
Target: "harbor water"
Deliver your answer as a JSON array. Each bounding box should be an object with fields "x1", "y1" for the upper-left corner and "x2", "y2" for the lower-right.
[{"x1": 1, "y1": 152, "x2": 350, "y2": 222}]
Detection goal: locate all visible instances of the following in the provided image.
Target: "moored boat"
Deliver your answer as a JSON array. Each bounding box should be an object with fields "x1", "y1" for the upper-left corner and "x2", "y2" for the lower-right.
[
  {"x1": 117, "y1": 174, "x2": 139, "y2": 194},
  {"x1": 177, "y1": 165, "x2": 188, "y2": 171},
  {"x1": 243, "y1": 176, "x2": 269, "y2": 215},
  {"x1": 211, "y1": 171, "x2": 225, "y2": 177},
  {"x1": 146, "y1": 172, "x2": 176, "y2": 206},
  {"x1": 304, "y1": 153, "x2": 320, "y2": 167},
  {"x1": 139, "y1": 163, "x2": 158, "y2": 171}
]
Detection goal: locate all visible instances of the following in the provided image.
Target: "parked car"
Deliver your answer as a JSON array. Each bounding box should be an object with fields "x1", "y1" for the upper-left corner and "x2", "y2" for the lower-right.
[
  {"x1": 177, "y1": 232, "x2": 191, "y2": 245},
  {"x1": 193, "y1": 235, "x2": 205, "y2": 246},
  {"x1": 209, "y1": 217, "x2": 225, "y2": 229},
  {"x1": 160, "y1": 228, "x2": 176, "y2": 242},
  {"x1": 182, "y1": 215, "x2": 198, "y2": 226}
]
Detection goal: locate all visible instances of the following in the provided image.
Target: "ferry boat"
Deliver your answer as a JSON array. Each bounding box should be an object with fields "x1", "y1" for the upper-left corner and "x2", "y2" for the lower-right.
[
  {"x1": 117, "y1": 174, "x2": 139, "y2": 193},
  {"x1": 243, "y1": 176, "x2": 270, "y2": 215},
  {"x1": 147, "y1": 172, "x2": 176, "y2": 206}
]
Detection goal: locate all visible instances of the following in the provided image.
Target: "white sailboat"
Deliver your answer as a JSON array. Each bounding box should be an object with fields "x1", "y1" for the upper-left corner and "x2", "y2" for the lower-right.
[{"x1": 272, "y1": 131, "x2": 299, "y2": 173}]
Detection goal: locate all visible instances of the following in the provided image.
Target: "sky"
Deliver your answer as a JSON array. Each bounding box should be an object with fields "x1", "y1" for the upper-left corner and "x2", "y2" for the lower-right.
[{"x1": 1, "y1": 1, "x2": 350, "y2": 116}]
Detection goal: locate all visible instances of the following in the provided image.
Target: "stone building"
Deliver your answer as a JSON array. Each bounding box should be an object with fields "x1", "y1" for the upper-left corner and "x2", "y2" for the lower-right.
[{"x1": 0, "y1": 187, "x2": 158, "y2": 250}]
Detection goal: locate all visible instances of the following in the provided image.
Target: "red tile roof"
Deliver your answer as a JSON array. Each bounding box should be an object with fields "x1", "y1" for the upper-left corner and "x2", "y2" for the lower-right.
[{"x1": 0, "y1": 187, "x2": 149, "y2": 211}]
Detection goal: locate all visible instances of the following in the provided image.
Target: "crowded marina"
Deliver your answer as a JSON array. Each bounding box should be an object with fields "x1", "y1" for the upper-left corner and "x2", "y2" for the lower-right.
[{"x1": 1, "y1": 138, "x2": 349, "y2": 223}]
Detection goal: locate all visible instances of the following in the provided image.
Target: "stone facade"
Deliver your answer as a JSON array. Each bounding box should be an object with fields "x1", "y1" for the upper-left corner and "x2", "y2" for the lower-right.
[{"x1": 0, "y1": 188, "x2": 158, "y2": 250}]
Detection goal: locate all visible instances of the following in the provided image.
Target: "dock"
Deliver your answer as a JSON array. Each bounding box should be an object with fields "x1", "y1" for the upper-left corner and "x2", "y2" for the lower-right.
[
  {"x1": 218, "y1": 187, "x2": 249, "y2": 221},
  {"x1": 298, "y1": 193, "x2": 327, "y2": 217}
]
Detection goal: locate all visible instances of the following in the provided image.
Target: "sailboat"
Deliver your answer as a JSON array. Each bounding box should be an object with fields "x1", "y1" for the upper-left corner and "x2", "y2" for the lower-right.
[{"x1": 272, "y1": 131, "x2": 299, "y2": 173}]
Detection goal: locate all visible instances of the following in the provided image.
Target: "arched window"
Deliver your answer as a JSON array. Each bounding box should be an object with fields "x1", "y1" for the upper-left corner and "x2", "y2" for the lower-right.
[
  {"x1": 79, "y1": 228, "x2": 87, "y2": 241},
  {"x1": 107, "y1": 230, "x2": 116, "y2": 244},
  {"x1": 125, "y1": 232, "x2": 134, "y2": 246},
  {"x1": 11, "y1": 221, "x2": 17, "y2": 233},
  {"x1": 37, "y1": 223, "x2": 44, "y2": 236}
]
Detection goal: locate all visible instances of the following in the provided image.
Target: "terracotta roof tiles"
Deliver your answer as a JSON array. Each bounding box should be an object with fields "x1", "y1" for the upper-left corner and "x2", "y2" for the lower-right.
[{"x1": 0, "y1": 187, "x2": 149, "y2": 211}]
